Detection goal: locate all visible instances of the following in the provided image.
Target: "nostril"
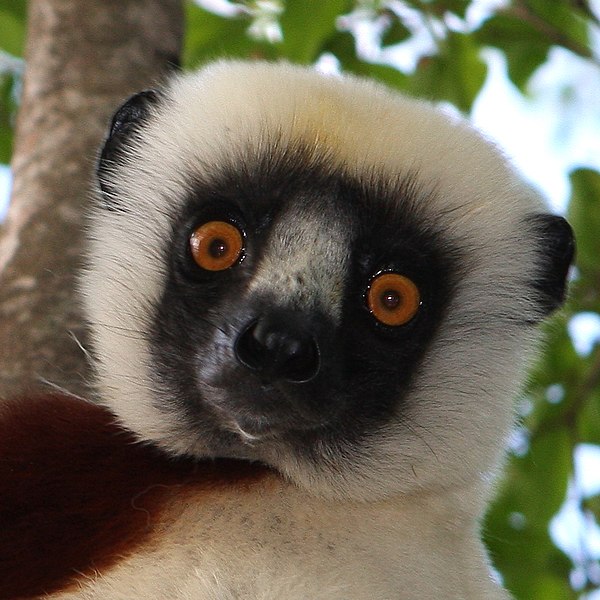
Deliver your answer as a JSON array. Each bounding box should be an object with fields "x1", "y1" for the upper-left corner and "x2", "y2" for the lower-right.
[
  {"x1": 234, "y1": 320, "x2": 264, "y2": 372},
  {"x1": 280, "y1": 337, "x2": 320, "y2": 383},
  {"x1": 234, "y1": 317, "x2": 321, "y2": 383}
]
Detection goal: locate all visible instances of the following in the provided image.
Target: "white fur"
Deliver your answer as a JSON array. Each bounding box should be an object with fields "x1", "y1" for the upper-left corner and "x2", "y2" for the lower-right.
[
  {"x1": 52, "y1": 474, "x2": 507, "y2": 600},
  {"x1": 75, "y1": 60, "x2": 552, "y2": 598},
  {"x1": 247, "y1": 199, "x2": 353, "y2": 320}
]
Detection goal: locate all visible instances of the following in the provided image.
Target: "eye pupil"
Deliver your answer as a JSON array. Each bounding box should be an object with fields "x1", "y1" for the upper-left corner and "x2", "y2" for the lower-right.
[
  {"x1": 381, "y1": 290, "x2": 401, "y2": 310},
  {"x1": 209, "y1": 238, "x2": 228, "y2": 259}
]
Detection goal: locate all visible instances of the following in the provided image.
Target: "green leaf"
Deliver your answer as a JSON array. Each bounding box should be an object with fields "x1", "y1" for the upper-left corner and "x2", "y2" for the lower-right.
[
  {"x1": 439, "y1": 0, "x2": 470, "y2": 19},
  {"x1": 402, "y1": 0, "x2": 469, "y2": 19},
  {"x1": 322, "y1": 28, "x2": 356, "y2": 67},
  {"x1": 279, "y1": 0, "x2": 353, "y2": 64},
  {"x1": 524, "y1": 0, "x2": 590, "y2": 55},
  {"x1": 529, "y1": 316, "x2": 580, "y2": 385},
  {"x1": 380, "y1": 12, "x2": 410, "y2": 47},
  {"x1": 525, "y1": 429, "x2": 572, "y2": 523},
  {"x1": 359, "y1": 61, "x2": 410, "y2": 91},
  {"x1": 0, "y1": 0, "x2": 26, "y2": 22},
  {"x1": 567, "y1": 169, "x2": 600, "y2": 286},
  {"x1": 183, "y1": 2, "x2": 277, "y2": 69},
  {"x1": 484, "y1": 428, "x2": 574, "y2": 599},
  {"x1": 578, "y1": 386, "x2": 600, "y2": 443},
  {"x1": 584, "y1": 493, "x2": 600, "y2": 518},
  {"x1": 474, "y1": 13, "x2": 550, "y2": 90},
  {"x1": 0, "y1": 73, "x2": 16, "y2": 164},
  {"x1": 408, "y1": 31, "x2": 486, "y2": 111},
  {"x1": 475, "y1": 0, "x2": 593, "y2": 81},
  {"x1": 0, "y1": 9, "x2": 26, "y2": 57}
]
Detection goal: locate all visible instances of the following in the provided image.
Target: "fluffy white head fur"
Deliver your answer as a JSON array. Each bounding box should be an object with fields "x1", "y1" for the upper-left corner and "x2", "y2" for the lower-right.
[{"x1": 81, "y1": 60, "x2": 549, "y2": 503}]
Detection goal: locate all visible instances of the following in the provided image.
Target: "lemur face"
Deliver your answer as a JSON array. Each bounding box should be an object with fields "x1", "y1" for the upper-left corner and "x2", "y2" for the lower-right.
[
  {"x1": 82, "y1": 61, "x2": 573, "y2": 500},
  {"x1": 150, "y1": 149, "x2": 456, "y2": 452}
]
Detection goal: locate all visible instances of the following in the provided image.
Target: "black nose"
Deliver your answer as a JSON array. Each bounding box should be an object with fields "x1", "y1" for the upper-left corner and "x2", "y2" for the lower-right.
[{"x1": 234, "y1": 314, "x2": 321, "y2": 383}]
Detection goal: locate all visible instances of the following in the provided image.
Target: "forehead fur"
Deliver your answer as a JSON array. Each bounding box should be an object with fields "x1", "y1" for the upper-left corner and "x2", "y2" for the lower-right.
[{"x1": 100, "y1": 60, "x2": 545, "y2": 290}]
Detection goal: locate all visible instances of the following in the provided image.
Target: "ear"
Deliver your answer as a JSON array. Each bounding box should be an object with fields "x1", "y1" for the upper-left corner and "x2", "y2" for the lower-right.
[
  {"x1": 97, "y1": 89, "x2": 162, "y2": 209},
  {"x1": 528, "y1": 214, "x2": 575, "y2": 318}
]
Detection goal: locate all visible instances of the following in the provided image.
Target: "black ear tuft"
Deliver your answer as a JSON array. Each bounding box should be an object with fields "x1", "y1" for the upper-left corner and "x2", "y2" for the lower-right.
[
  {"x1": 528, "y1": 214, "x2": 575, "y2": 317},
  {"x1": 98, "y1": 89, "x2": 162, "y2": 210}
]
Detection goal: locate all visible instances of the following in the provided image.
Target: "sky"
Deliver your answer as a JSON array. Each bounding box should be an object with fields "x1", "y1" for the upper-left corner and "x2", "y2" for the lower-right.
[
  {"x1": 472, "y1": 45, "x2": 600, "y2": 213},
  {"x1": 0, "y1": 164, "x2": 9, "y2": 220}
]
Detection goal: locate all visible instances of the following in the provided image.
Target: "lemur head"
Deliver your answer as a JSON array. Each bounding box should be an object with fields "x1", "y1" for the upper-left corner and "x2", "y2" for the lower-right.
[{"x1": 81, "y1": 61, "x2": 574, "y2": 501}]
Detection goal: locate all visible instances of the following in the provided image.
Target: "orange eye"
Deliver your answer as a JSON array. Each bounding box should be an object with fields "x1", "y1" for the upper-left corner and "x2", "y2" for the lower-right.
[
  {"x1": 366, "y1": 272, "x2": 421, "y2": 326},
  {"x1": 189, "y1": 221, "x2": 244, "y2": 271}
]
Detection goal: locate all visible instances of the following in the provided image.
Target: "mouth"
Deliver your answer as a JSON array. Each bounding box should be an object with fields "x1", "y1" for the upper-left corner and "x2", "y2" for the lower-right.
[
  {"x1": 219, "y1": 413, "x2": 282, "y2": 445},
  {"x1": 196, "y1": 376, "x2": 335, "y2": 446}
]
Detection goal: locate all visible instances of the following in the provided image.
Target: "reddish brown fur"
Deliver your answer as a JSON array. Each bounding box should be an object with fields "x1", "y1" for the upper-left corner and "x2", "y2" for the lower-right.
[{"x1": 0, "y1": 394, "x2": 268, "y2": 599}]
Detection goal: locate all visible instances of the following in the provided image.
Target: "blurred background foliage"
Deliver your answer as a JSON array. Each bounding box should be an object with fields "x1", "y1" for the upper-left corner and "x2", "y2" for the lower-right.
[{"x1": 1, "y1": 0, "x2": 599, "y2": 598}]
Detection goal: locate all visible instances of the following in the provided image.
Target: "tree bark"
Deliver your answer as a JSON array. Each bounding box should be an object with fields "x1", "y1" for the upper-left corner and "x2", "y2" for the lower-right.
[{"x1": 0, "y1": 0, "x2": 184, "y2": 399}]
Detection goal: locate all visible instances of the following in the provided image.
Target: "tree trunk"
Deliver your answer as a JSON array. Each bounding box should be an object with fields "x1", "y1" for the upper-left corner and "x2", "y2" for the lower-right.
[{"x1": 0, "y1": 0, "x2": 183, "y2": 399}]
